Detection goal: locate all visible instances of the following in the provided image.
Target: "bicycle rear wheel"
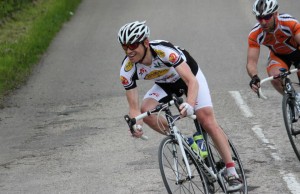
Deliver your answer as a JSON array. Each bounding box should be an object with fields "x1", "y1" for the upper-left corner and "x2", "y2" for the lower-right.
[
  {"x1": 158, "y1": 135, "x2": 209, "y2": 194},
  {"x1": 204, "y1": 131, "x2": 248, "y2": 194},
  {"x1": 282, "y1": 94, "x2": 300, "y2": 161}
]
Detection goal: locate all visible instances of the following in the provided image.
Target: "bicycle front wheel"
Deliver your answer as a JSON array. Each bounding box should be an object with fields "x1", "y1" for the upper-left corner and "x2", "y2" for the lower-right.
[
  {"x1": 205, "y1": 131, "x2": 248, "y2": 194},
  {"x1": 158, "y1": 135, "x2": 208, "y2": 194},
  {"x1": 282, "y1": 94, "x2": 300, "y2": 161}
]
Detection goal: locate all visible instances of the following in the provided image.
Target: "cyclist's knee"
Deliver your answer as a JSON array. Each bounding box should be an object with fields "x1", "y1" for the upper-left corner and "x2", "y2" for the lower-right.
[
  {"x1": 143, "y1": 115, "x2": 155, "y2": 126},
  {"x1": 141, "y1": 98, "x2": 159, "y2": 112},
  {"x1": 195, "y1": 107, "x2": 218, "y2": 131},
  {"x1": 271, "y1": 79, "x2": 284, "y2": 95}
]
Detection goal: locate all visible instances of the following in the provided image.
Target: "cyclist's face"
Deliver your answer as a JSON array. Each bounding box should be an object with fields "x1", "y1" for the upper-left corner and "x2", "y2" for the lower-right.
[
  {"x1": 122, "y1": 40, "x2": 147, "y2": 63},
  {"x1": 257, "y1": 13, "x2": 276, "y2": 32}
]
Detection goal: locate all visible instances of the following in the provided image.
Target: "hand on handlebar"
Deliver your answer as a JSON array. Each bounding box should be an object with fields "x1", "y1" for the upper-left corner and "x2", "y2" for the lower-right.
[
  {"x1": 179, "y1": 102, "x2": 194, "y2": 116},
  {"x1": 130, "y1": 124, "x2": 144, "y2": 138},
  {"x1": 249, "y1": 75, "x2": 261, "y2": 94}
]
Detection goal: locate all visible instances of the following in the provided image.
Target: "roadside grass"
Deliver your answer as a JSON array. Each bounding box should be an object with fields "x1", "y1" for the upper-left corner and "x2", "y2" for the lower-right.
[{"x1": 0, "y1": 0, "x2": 82, "y2": 101}]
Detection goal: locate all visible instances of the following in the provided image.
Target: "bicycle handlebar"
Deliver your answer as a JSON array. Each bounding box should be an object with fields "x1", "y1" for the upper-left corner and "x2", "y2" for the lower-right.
[
  {"x1": 124, "y1": 95, "x2": 196, "y2": 140},
  {"x1": 258, "y1": 68, "x2": 299, "y2": 99}
]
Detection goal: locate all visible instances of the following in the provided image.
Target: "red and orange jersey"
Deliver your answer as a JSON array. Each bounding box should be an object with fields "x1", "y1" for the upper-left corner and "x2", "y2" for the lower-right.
[{"x1": 248, "y1": 13, "x2": 300, "y2": 55}]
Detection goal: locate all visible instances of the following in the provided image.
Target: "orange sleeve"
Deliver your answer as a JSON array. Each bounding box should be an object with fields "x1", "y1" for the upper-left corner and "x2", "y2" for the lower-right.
[
  {"x1": 293, "y1": 22, "x2": 300, "y2": 35},
  {"x1": 248, "y1": 36, "x2": 260, "y2": 48}
]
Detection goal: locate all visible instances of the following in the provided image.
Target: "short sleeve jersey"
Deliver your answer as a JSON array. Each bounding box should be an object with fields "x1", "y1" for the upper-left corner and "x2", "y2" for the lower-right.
[
  {"x1": 248, "y1": 13, "x2": 300, "y2": 55},
  {"x1": 119, "y1": 40, "x2": 198, "y2": 90}
]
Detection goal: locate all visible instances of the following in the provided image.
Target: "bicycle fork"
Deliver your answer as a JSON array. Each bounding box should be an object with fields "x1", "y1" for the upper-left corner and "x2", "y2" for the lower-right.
[
  {"x1": 173, "y1": 131, "x2": 193, "y2": 180},
  {"x1": 285, "y1": 80, "x2": 299, "y2": 122}
]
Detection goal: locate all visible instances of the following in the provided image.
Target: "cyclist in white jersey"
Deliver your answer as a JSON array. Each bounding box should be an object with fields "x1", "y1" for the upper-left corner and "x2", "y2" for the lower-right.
[{"x1": 118, "y1": 21, "x2": 243, "y2": 191}]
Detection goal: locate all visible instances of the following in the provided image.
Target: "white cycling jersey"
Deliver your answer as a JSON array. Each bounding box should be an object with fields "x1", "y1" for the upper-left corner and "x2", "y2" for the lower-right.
[{"x1": 119, "y1": 40, "x2": 213, "y2": 110}]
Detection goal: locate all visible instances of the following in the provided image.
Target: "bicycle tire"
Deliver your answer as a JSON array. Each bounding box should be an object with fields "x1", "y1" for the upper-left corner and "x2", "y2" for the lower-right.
[
  {"x1": 158, "y1": 135, "x2": 209, "y2": 194},
  {"x1": 204, "y1": 130, "x2": 248, "y2": 194},
  {"x1": 282, "y1": 94, "x2": 300, "y2": 161}
]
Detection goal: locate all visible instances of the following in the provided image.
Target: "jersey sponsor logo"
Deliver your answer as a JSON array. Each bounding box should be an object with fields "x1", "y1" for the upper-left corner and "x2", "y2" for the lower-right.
[
  {"x1": 149, "y1": 92, "x2": 160, "y2": 97},
  {"x1": 165, "y1": 73, "x2": 176, "y2": 80},
  {"x1": 124, "y1": 61, "x2": 133, "y2": 72},
  {"x1": 154, "y1": 61, "x2": 163, "y2": 68},
  {"x1": 169, "y1": 53, "x2": 178, "y2": 63},
  {"x1": 144, "y1": 69, "x2": 169, "y2": 80},
  {"x1": 139, "y1": 67, "x2": 148, "y2": 76},
  {"x1": 120, "y1": 76, "x2": 129, "y2": 85},
  {"x1": 154, "y1": 49, "x2": 166, "y2": 58}
]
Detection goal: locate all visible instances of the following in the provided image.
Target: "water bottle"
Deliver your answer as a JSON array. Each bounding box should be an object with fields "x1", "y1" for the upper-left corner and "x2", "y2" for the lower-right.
[
  {"x1": 187, "y1": 137, "x2": 199, "y2": 155},
  {"x1": 193, "y1": 132, "x2": 208, "y2": 158}
]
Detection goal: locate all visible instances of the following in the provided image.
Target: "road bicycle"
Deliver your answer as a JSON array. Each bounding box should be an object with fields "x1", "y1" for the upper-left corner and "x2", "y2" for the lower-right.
[
  {"x1": 124, "y1": 94, "x2": 247, "y2": 193},
  {"x1": 259, "y1": 68, "x2": 300, "y2": 161}
]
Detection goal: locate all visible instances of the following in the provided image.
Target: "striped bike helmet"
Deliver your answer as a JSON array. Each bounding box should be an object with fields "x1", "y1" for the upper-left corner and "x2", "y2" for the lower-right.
[
  {"x1": 118, "y1": 21, "x2": 150, "y2": 44},
  {"x1": 252, "y1": 0, "x2": 279, "y2": 16}
]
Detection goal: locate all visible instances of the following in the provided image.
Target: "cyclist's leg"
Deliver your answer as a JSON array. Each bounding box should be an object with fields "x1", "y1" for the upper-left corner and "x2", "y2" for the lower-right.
[
  {"x1": 204, "y1": 129, "x2": 248, "y2": 193},
  {"x1": 267, "y1": 52, "x2": 289, "y2": 94},
  {"x1": 193, "y1": 69, "x2": 233, "y2": 168},
  {"x1": 141, "y1": 82, "x2": 186, "y2": 135},
  {"x1": 195, "y1": 108, "x2": 233, "y2": 168},
  {"x1": 141, "y1": 84, "x2": 170, "y2": 135},
  {"x1": 194, "y1": 69, "x2": 243, "y2": 191},
  {"x1": 292, "y1": 51, "x2": 300, "y2": 83}
]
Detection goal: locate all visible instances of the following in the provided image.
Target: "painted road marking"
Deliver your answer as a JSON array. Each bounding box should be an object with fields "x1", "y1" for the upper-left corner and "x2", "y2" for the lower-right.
[
  {"x1": 229, "y1": 90, "x2": 300, "y2": 194},
  {"x1": 281, "y1": 171, "x2": 300, "y2": 193},
  {"x1": 229, "y1": 91, "x2": 253, "y2": 118}
]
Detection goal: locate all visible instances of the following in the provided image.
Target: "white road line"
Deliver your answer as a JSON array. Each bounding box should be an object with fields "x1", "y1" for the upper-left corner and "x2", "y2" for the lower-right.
[
  {"x1": 252, "y1": 125, "x2": 280, "y2": 161},
  {"x1": 229, "y1": 91, "x2": 253, "y2": 118},
  {"x1": 252, "y1": 125, "x2": 277, "y2": 150},
  {"x1": 229, "y1": 90, "x2": 300, "y2": 194},
  {"x1": 281, "y1": 171, "x2": 300, "y2": 194}
]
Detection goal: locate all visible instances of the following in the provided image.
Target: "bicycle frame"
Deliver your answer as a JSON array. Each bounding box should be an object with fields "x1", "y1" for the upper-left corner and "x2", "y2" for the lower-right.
[
  {"x1": 124, "y1": 97, "x2": 218, "y2": 183},
  {"x1": 258, "y1": 68, "x2": 300, "y2": 161},
  {"x1": 258, "y1": 68, "x2": 299, "y2": 99},
  {"x1": 258, "y1": 68, "x2": 300, "y2": 121}
]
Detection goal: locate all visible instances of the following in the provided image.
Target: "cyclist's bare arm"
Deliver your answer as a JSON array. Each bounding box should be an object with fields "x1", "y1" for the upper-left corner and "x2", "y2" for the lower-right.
[
  {"x1": 246, "y1": 47, "x2": 260, "y2": 78},
  {"x1": 125, "y1": 88, "x2": 144, "y2": 137},
  {"x1": 295, "y1": 33, "x2": 300, "y2": 45},
  {"x1": 175, "y1": 61, "x2": 198, "y2": 114},
  {"x1": 247, "y1": 47, "x2": 261, "y2": 93}
]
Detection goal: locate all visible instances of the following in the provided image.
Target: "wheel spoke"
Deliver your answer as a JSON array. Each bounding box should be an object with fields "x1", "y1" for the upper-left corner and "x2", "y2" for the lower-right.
[{"x1": 159, "y1": 136, "x2": 208, "y2": 194}]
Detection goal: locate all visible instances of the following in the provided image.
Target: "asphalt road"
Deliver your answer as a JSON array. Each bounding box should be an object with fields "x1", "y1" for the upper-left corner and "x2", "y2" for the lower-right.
[{"x1": 0, "y1": 0, "x2": 300, "y2": 193}]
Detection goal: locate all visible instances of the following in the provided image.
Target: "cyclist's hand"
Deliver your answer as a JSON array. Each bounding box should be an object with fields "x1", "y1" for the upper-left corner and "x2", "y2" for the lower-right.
[
  {"x1": 249, "y1": 75, "x2": 260, "y2": 93},
  {"x1": 130, "y1": 124, "x2": 144, "y2": 138},
  {"x1": 179, "y1": 102, "x2": 194, "y2": 116}
]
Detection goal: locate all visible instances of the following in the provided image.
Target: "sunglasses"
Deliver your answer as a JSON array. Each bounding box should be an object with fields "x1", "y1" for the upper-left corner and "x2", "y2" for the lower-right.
[
  {"x1": 256, "y1": 14, "x2": 273, "y2": 21},
  {"x1": 122, "y1": 42, "x2": 140, "y2": 51}
]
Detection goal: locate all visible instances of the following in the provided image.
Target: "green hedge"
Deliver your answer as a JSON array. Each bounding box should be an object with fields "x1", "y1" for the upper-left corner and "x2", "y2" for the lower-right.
[
  {"x1": 0, "y1": 0, "x2": 33, "y2": 19},
  {"x1": 0, "y1": 0, "x2": 82, "y2": 97}
]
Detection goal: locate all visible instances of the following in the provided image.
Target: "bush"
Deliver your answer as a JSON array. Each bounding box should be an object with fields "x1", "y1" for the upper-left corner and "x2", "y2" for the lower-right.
[
  {"x1": 0, "y1": 0, "x2": 82, "y2": 97},
  {"x1": 0, "y1": 0, "x2": 33, "y2": 19}
]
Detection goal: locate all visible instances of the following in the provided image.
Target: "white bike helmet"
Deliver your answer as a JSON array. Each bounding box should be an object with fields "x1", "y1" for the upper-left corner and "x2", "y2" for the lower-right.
[
  {"x1": 118, "y1": 21, "x2": 150, "y2": 44},
  {"x1": 252, "y1": 0, "x2": 279, "y2": 16}
]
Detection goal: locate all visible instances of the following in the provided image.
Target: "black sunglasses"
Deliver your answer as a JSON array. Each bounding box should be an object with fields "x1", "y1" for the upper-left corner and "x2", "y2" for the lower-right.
[
  {"x1": 121, "y1": 42, "x2": 140, "y2": 51},
  {"x1": 256, "y1": 14, "x2": 273, "y2": 21}
]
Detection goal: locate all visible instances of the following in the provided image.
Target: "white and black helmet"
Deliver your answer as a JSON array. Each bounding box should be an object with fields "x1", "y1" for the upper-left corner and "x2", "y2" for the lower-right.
[
  {"x1": 118, "y1": 21, "x2": 150, "y2": 44},
  {"x1": 253, "y1": 0, "x2": 279, "y2": 16}
]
